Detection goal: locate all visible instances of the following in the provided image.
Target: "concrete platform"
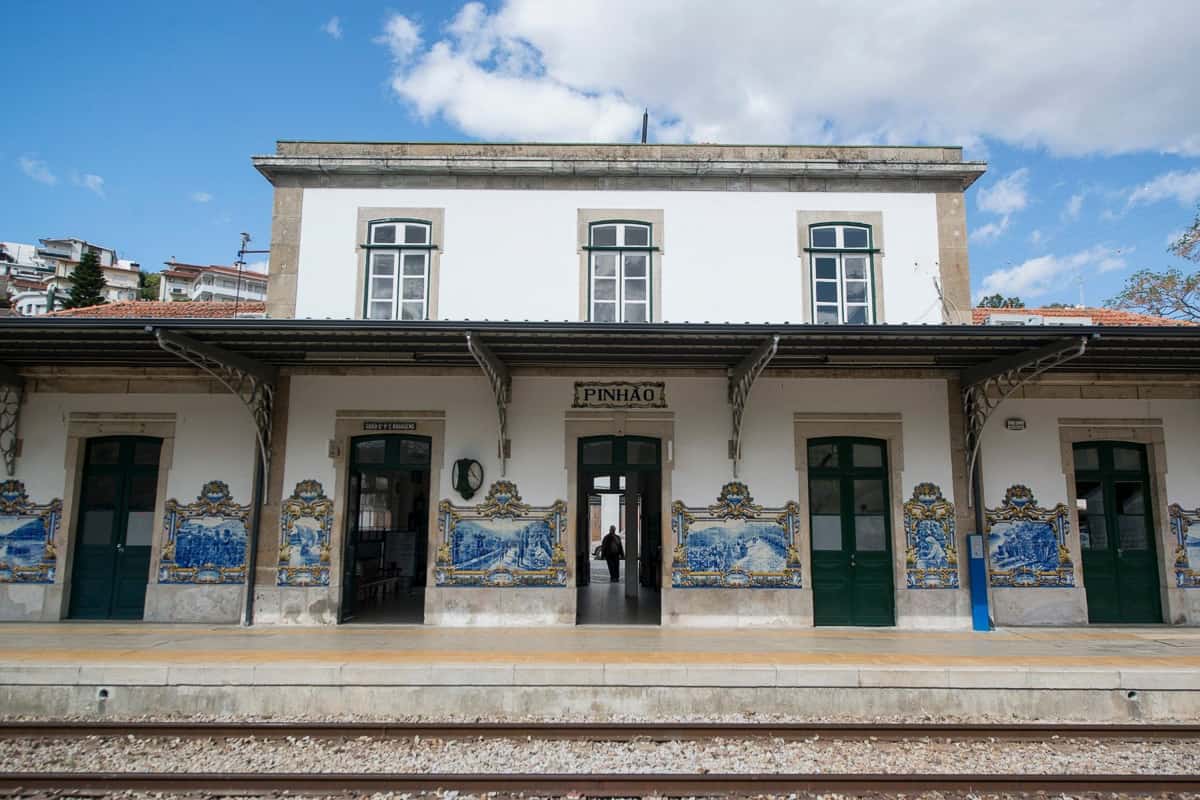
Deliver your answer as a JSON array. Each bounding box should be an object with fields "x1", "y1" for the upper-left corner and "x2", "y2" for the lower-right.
[{"x1": 2, "y1": 623, "x2": 1199, "y2": 722}]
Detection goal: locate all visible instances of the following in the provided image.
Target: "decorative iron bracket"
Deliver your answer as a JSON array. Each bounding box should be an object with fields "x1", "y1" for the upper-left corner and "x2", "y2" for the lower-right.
[
  {"x1": 466, "y1": 331, "x2": 512, "y2": 476},
  {"x1": 148, "y1": 327, "x2": 277, "y2": 486},
  {"x1": 962, "y1": 334, "x2": 1096, "y2": 504},
  {"x1": 728, "y1": 335, "x2": 780, "y2": 477},
  {"x1": 0, "y1": 363, "x2": 22, "y2": 478}
]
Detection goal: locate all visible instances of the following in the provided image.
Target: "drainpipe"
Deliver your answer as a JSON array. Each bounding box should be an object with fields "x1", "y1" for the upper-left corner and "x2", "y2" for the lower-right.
[{"x1": 242, "y1": 450, "x2": 265, "y2": 627}]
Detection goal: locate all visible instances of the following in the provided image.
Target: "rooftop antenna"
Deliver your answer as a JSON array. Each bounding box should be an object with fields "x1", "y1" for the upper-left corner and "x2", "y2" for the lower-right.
[
  {"x1": 234, "y1": 232, "x2": 270, "y2": 316},
  {"x1": 640, "y1": 109, "x2": 648, "y2": 144}
]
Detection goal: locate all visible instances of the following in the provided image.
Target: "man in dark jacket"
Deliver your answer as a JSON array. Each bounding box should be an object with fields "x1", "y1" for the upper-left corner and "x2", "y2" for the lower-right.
[{"x1": 600, "y1": 525, "x2": 624, "y2": 583}]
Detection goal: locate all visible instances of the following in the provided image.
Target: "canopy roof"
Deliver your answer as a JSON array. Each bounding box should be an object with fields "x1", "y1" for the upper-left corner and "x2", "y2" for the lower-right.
[{"x1": 1, "y1": 319, "x2": 1198, "y2": 374}]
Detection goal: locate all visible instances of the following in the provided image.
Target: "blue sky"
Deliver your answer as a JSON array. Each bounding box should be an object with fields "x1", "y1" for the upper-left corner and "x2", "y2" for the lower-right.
[{"x1": 3, "y1": 1, "x2": 1198, "y2": 307}]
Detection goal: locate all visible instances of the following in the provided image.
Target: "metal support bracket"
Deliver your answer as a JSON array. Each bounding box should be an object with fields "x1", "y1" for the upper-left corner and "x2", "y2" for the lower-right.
[
  {"x1": 0, "y1": 364, "x2": 22, "y2": 478},
  {"x1": 962, "y1": 335, "x2": 1095, "y2": 504},
  {"x1": 728, "y1": 335, "x2": 780, "y2": 478},
  {"x1": 466, "y1": 331, "x2": 512, "y2": 476},
  {"x1": 149, "y1": 327, "x2": 277, "y2": 487}
]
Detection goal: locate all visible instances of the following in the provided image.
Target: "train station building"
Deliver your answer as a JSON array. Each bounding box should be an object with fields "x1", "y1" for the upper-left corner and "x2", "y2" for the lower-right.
[{"x1": 2, "y1": 142, "x2": 1199, "y2": 633}]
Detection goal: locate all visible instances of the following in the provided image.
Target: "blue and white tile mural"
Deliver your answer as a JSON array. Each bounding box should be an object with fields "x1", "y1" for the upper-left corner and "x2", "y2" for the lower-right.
[
  {"x1": 1168, "y1": 504, "x2": 1200, "y2": 588},
  {"x1": 903, "y1": 483, "x2": 958, "y2": 589},
  {"x1": 985, "y1": 485, "x2": 1074, "y2": 588},
  {"x1": 435, "y1": 480, "x2": 567, "y2": 587},
  {"x1": 672, "y1": 482, "x2": 802, "y2": 589},
  {"x1": 277, "y1": 480, "x2": 334, "y2": 587},
  {"x1": 0, "y1": 480, "x2": 61, "y2": 584},
  {"x1": 159, "y1": 481, "x2": 250, "y2": 584}
]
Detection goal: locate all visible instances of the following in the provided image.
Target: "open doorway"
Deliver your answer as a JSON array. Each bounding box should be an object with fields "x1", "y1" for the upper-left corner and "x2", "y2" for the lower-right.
[
  {"x1": 576, "y1": 435, "x2": 661, "y2": 625},
  {"x1": 340, "y1": 435, "x2": 431, "y2": 624}
]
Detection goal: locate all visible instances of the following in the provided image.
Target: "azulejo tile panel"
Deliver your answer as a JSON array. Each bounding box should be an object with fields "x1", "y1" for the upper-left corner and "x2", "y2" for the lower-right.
[
  {"x1": 1168, "y1": 504, "x2": 1200, "y2": 588},
  {"x1": 0, "y1": 480, "x2": 61, "y2": 584},
  {"x1": 435, "y1": 480, "x2": 567, "y2": 588},
  {"x1": 672, "y1": 482, "x2": 802, "y2": 589},
  {"x1": 277, "y1": 480, "x2": 333, "y2": 587},
  {"x1": 985, "y1": 485, "x2": 1074, "y2": 588},
  {"x1": 903, "y1": 482, "x2": 958, "y2": 589},
  {"x1": 159, "y1": 481, "x2": 251, "y2": 585}
]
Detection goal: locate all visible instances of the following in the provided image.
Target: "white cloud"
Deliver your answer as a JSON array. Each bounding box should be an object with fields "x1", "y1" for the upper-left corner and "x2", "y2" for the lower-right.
[
  {"x1": 970, "y1": 168, "x2": 1028, "y2": 242},
  {"x1": 977, "y1": 245, "x2": 1130, "y2": 300},
  {"x1": 375, "y1": 14, "x2": 421, "y2": 62},
  {"x1": 72, "y1": 172, "x2": 105, "y2": 198},
  {"x1": 1063, "y1": 193, "x2": 1084, "y2": 221},
  {"x1": 1125, "y1": 169, "x2": 1200, "y2": 209},
  {"x1": 190, "y1": 191, "x2": 213, "y2": 203},
  {"x1": 977, "y1": 168, "x2": 1030, "y2": 216},
  {"x1": 322, "y1": 16, "x2": 342, "y2": 40},
  {"x1": 243, "y1": 259, "x2": 269, "y2": 274},
  {"x1": 970, "y1": 218, "x2": 1009, "y2": 243},
  {"x1": 377, "y1": 1, "x2": 1200, "y2": 154},
  {"x1": 18, "y1": 155, "x2": 56, "y2": 185},
  {"x1": 1029, "y1": 229, "x2": 1046, "y2": 247},
  {"x1": 380, "y1": 6, "x2": 640, "y2": 141}
]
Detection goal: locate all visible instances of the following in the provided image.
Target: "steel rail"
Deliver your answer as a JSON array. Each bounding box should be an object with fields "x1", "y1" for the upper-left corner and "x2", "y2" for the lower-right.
[
  {"x1": 3, "y1": 720, "x2": 1200, "y2": 741},
  {"x1": 1, "y1": 771, "x2": 1198, "y2": 794}
]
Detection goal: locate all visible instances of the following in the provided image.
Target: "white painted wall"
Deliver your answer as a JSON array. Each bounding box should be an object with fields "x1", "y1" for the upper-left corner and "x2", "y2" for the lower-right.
[
  {"x1": 980, "y1": 398, "x2": 1200, "y2": 511},
  {"x1": 284, "y1": 374, "x2": 956, "y2": 511},
  {"x1": 295, "y1": 189, "x2": 943, "y2": 325},
  {"x1": 17, "y1": 393, "x2": 257, "y2": 508}
]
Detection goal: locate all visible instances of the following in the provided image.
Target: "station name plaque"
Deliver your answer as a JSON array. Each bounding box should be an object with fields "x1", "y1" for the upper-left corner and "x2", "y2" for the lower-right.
[{"x1": 572, "y1": 381, "x2": 667, "y2": 409}]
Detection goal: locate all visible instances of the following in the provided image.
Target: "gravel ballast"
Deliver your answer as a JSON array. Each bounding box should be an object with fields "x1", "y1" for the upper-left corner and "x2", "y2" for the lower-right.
[{"x1": 1, "y1": 734, "x2": 1196, "y2": 775}]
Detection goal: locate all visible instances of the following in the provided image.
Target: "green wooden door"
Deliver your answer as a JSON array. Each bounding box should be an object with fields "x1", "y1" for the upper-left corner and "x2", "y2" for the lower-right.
[
  {"x1": 68, "y1": 437, "x2": 161, "y2": 620},
  {"x1": 809, "y1": 438, "x2": 895, "y2": 626},
  {"x1": 1075, "y1": 442, "x2": 1162, "y2": 624}
]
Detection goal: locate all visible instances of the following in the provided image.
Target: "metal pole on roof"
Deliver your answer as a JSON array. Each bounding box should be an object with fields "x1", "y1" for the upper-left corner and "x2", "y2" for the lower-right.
[{"x1": 235, "y1": 232, "x2": 270, "y2": 317}]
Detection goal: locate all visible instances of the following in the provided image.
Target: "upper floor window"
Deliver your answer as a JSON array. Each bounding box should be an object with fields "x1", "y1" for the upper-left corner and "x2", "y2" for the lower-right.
[
  {"x1": 809, "y1": 224, "x2": 874, "y2": 325},
  {"x1": 588, "y1": 222, "x2": 651, "y2": 322},
  {"x1": 364, "y1": 220, "x2": 432, "y2": 320}
]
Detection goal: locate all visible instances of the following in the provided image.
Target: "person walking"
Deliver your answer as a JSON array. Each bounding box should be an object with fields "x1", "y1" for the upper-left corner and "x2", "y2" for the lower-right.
[{"x1": 600, "y1": 525, "x2": 624, "y2": 583}]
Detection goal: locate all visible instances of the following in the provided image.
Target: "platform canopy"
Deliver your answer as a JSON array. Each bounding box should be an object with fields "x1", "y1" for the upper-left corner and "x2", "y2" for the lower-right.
[{"x1": 0, "y1": 318, "x2": 1199, "y2": 373}]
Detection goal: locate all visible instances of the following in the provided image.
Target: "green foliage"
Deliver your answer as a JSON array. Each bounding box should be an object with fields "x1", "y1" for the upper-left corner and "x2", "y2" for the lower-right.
[
  {"x1": 1045, "y1": 302, "x2": 1074, "y2": 308},
  {"x1": 138, "y1": 271, "x2": 161, "y2": 301},
  {"x1": 977, "y1": 294, "x2": 1025, "y2": 308},
  {"x1": 1105, "y1": 204, "x2": 1200, "y2": 322},
  {"x1": 62, "y1": 249, "x2": 108, "y2": 309},
  {"x1": 1170, "y1": 203, "x2": 1199, "y2": 263},
  {"x1": 1105, "y1": 268, "x2": 1200, "y2": 321}
]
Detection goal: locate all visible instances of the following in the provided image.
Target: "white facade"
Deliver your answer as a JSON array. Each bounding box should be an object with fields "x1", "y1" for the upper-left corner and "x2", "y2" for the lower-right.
[{"x1": 295, "y1": 188, "x2": 944, "y2": 324}]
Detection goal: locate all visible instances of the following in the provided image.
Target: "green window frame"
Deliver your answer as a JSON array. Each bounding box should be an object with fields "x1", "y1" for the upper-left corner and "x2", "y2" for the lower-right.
[
  {"x1": 806, "y1": 223, "x2": 877, "y2": 325},
  {"x1": 586, "y1": 221, "x2": 654, "y2": 323},
  {"x1": 362, "y1": 219, "x2": 433, "y2": 321}
]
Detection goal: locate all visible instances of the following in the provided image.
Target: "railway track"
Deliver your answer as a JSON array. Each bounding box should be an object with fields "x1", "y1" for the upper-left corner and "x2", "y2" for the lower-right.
[
  {"x1": 4, "y1": 722, "x2": 1199, "y2": 796},
  {"x1": 3, "y1": 719, "x2": 1200, "y2": 740},
  {"x1": 0, "y1": 771, "x2": 1198, "y2": 795}
]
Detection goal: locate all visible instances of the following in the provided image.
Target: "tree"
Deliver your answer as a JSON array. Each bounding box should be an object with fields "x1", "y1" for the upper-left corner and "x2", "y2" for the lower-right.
[
  {"x1": 1106, "y1": 203, "x2": 1200, "y2": 322},
  {"x1": 1045, "y1": 302, "x2": 1075, "y2": 309},
  {"x1": 977, "y1": 294, "x2": 1025, "y2": 308},
  {"x1": 138, "y1": 272, "x2": 161, "y2": 301},
  {"x1": 62, "y1": 249, "x2": 108, "y2": 309}
]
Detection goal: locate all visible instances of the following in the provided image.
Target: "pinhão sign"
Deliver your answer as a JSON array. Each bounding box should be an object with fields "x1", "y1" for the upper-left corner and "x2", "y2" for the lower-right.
[{"x1": 572, "y1": 381, "x2": 667, "y2": 409}]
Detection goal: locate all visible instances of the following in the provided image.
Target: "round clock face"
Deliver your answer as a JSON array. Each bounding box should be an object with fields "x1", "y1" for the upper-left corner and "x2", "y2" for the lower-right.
[{"x1": 467, "y1": 460, "x2": 483, "y2": 489}]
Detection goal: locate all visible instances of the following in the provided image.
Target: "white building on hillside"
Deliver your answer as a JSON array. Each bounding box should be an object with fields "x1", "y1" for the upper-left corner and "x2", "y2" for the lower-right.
[
  {"x1": 38, "y1": 238, "x2": 140, "y2": 304},
  {"x1": 158, "y1": 261, "x2": 269, "y2": 303}
]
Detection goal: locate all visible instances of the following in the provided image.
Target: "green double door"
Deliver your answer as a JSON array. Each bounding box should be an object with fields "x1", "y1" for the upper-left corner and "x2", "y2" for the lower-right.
[
  {"x1": 68, "y1": 436, "x2": 162, "y2": 620},
  {"x1": 1075, "y1": 442, "x2": 1162, "y2": 624},
  {"x1": 808, "y1": 438, "x2": 895, "y2": 626}
]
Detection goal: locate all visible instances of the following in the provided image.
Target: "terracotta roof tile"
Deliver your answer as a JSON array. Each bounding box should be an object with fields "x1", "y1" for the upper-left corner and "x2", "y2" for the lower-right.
[
  {"x1": 972, "y1": 307, "x2": 1195, "y2": 326},
  {"x1": 45, "y1": 301, "x2": 267, "y2": 319}
]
